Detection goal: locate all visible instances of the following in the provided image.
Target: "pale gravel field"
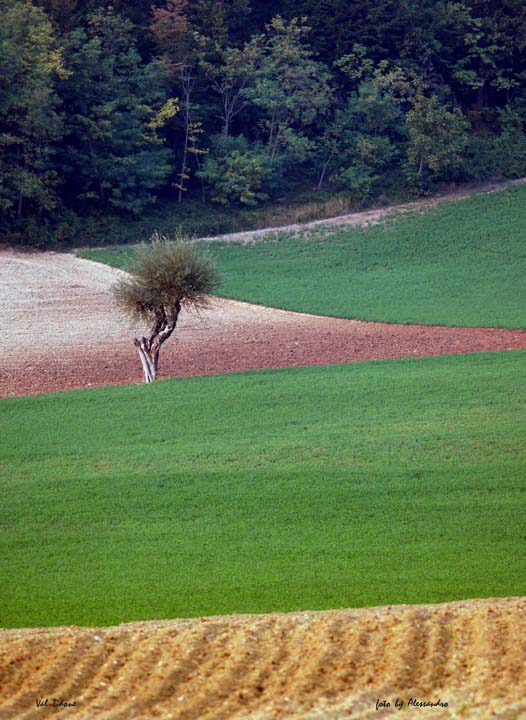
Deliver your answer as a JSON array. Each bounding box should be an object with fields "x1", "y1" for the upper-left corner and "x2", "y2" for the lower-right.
[{"x1": 1, "y1": 248, "x2": 526, "y2": 397}]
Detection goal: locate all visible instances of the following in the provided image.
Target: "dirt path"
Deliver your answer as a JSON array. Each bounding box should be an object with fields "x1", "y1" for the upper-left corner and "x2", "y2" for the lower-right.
[
  {"x1": 1, "y1": 596, "x2": 525, "y2": 719},
  {"x1": 199, "y1": 178, "x2": 526, "y2": 244},
  {"x1": 1, "y1": 249, "x2": 525, "y2": 397}
]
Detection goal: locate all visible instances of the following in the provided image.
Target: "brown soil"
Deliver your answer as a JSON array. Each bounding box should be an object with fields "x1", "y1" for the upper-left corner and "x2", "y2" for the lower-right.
[
  {"x1": 1, "y1": 249, "x2": 525, "y2": 398},
  {"x1": 1, "y1": 597, "x2": 525, "y2": 720}
]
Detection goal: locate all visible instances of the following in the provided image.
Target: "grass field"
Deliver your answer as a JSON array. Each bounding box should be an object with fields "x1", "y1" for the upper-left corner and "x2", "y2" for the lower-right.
[
  {"x1": 81, "y1": 184, "x2": 526, "y2": 328},
  {"x1": 1, "y1": 351, "x2": 525, "y2": 629}
]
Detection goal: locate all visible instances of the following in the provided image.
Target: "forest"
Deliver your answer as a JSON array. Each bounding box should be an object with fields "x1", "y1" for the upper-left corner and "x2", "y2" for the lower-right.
[{"x1": 2, "y1": 0, "x2": 526, "y2": 246}]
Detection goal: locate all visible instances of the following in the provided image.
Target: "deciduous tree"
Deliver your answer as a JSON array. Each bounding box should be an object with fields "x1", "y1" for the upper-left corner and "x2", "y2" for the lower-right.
[
  {"x1": 242, "y1": 17, "x2": 333, "y2": 162},
  {"x1": 151, "y1": 0, "x2": 207, "y2": 201},
  {"x1": 198, "y1": 134, "x2": 271, "y2": 205},
  {"x1": 317, "y1": 60, "x2": 407, "y2": 197},
  {"x1": 0, "y1": 0, "x2": 65, "y2": 223},
  {"x1": 197, "y1": 40, "x2": 258, "y2": 137},
  {"x1": 60, "y1": 9, "x2": 175, "y2": 214},
  {"x1": 405, "y1": 92, "x2": 469, "y2": 190}
]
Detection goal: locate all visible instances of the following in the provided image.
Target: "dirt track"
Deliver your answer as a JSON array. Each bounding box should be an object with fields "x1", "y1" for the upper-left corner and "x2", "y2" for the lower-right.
[
  {"x1": 1, "y1": 249, "x2": 525, "y2": 397},
  {"x1": 201, "y1": 177, "x2": 526, "y2": 244},
  {"x1": 1, "y1": 597, "x2": 525, "y2": 720}
]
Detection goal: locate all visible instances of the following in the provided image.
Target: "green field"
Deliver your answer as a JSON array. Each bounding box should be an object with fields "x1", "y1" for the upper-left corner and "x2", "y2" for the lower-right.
[
  {"x1": 81, "y1": 184, "x2": 526, "y2": 328},
  {"x1": 1, "y1": 352, "x2": 525, "y2": 628}
]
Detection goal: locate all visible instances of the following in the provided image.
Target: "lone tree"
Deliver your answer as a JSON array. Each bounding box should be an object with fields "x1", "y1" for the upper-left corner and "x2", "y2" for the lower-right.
[{"x1": 113, "y1": 233, "x2": 219, "y2": 383}]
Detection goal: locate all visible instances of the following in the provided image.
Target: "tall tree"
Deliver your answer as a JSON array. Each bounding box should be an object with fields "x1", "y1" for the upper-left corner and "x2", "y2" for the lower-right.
[
  {"x1": 152, "y1": 0, "x2": 208, "y2": 201},
  {"x1": 60, "y1": 8, "x2": 175, "y2": 214},
  {"x1": 276, "y1": 0, "x2": 410, "y2": 68},
  {"x1": 34, "y1": 0, "x2": 84, "y2": 30},
  {"x1": 317, "y1": 65, "x2": 407, "y2": 198},
  {"x1": 406, "y1": 91, "x2": 469, "y2": 189},
  {"x1": 242, "y1": 17, "x2": 333, "y2": 162},
  {"x1": 197, "y1": 39, "x2": 258, "y2": 137},
  {"x1": 191, "y1": 0, "x2": 228, "y2": 47},
  {"x1": 459, "y1": 0, "x2": 526, "y2": 107},
  {"x1": 400, "y1": 0, "x2": 478, "y2": 95},
  {"x1": 0, "y1": 0, "x2": 65, "y2": 223}
]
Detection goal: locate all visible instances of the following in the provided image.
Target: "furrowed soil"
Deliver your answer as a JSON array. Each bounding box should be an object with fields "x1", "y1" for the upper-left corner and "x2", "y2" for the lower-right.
[
  {"x1": 1, "y1": 597, "x2": 525, "y2": 720},
  {"x1": 1, "y1": 249, "x2": 525, "y2": 398}
]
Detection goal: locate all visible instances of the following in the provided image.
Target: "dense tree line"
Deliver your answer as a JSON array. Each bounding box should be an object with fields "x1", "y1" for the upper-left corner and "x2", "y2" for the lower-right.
[{"x1": 2, "y1": 0, "x2": 526, "y2": 244}]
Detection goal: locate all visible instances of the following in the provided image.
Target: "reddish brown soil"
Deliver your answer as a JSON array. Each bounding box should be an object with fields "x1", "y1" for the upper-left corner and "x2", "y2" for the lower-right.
[
  {"x1": 1, "y1": 249, "x2": 525, "y2": 398},
  {"x1": 1, "y1": 597, "x2": 526, "y2": 720}
]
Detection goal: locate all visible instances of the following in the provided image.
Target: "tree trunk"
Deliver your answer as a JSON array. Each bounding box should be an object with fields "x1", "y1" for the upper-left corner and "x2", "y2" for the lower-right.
[
  {"x1": 317, "y1": 150, "x2": 335, "y2": 191},
  {"x1": 270, "y1": 125, "x2": 282, "y2": 160},
  {"x1": 178, "y1": 109, "x2": 190, "y2": 203},
  {"x1": 187, "y1": 114, "x2": 207, "y2": 203},
  {"x1": 178, "y1": 72, "x2": 193, "y2": 203},
  {"x1": 222, "y1": 93, "x2": 231, "y2": 137},
  {"x1": 268, "y1": 114, "x2": 276, "y2": 157},
  {"x1": 476, "y1": 83, "x2": 486, "y2": 110},
  {"x1": 17, "y1": 155, "x2": 27, "y2": 218},
  {"x1": 134, "y1": 302, "x2": 181, "y2": 383},
  {"x1": 194, "y1": 147, "x2": 206, "y2": 203},
  {"x1": 134, "y1": 338, "x2": 157, "y2": 383}
]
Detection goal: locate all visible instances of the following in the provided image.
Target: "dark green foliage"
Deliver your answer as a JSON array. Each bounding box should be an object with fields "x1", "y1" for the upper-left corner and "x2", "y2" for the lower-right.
[
  {"x1": 3, "y1": 0, "x2": 526, "y2": 245},
  {"x1": 493, "y1": 104, "x2": 526, "y2": 179},
  {"x1": 461, "y1": 0, "x2": 526, "y2": 103},
  {"x1": 241, "y1": 17, "x2": 333, "y2": 163},
  {"x1": 0, "y1": 0, "x2": 64, "y2": 224},
  {"x1": 405, "y1": 92, "x2": 470, "y2": 192},
  {"x1": 277, "y1": 0, "x2": 408, "y2": 69},
  {"x1": 322, "y1": 71, "x2": 405, "y2": 202},
  {"x1": 59, "y1": 9, "x2": 173, "y2": 214},
  {"x1": 198, "y1": 135, "x2": 272, "y2": 205},
  {"x1": 461, "y1": 132, "x2": 500, "y2": 182},
  {"x1": 462, "y1": 103, "x2": 526, "y2": 181}
]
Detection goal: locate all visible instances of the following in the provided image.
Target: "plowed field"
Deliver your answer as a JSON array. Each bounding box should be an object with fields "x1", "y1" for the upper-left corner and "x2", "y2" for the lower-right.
[
  {"x1": 1, "y1": 249, "x2": 525, "y2": 397},
  {"x1": 1, "y1": 597, "x2": 525, "y2": 720}
]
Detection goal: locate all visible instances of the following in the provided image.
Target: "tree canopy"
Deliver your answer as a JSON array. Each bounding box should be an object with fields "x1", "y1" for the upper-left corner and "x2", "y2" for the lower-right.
[
  {"x1": 3, "y1": 0, "x2": 526, "y2": 245},
  {"x1": 113, "y1": 234, "x2": 219, "y2": 382}
]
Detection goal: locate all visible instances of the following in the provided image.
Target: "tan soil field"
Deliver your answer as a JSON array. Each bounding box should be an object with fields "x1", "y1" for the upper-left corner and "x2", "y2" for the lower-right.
[
  {"x1": 1, "y1": 249, "x2": 525, "y2": 397},
  {"x1": 1, "y1": 597, "x2": 525, "y2": 720}
]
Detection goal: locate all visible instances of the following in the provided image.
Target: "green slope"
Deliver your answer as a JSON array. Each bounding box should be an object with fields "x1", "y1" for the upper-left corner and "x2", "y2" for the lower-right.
[
  {"x1": 1, "y1": 352, "x2": 525, "y2": 628},
  {"x1": 81, "y1": 184, "x2": 526, "y2": 328}
]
